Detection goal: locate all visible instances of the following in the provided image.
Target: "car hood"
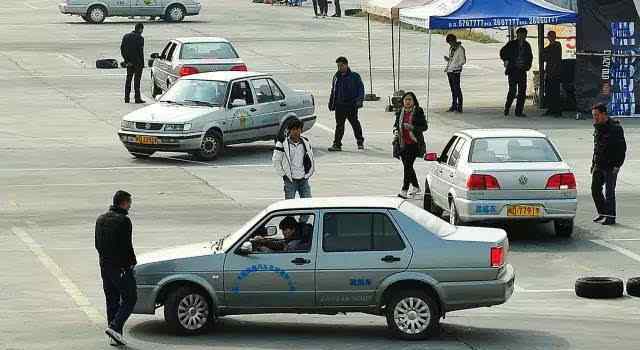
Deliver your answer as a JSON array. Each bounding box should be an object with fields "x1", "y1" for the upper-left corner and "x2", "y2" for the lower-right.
[
  {"x1": 137, "y1": 241, "x2": 217, "y2": 266},
  {"x1": 123, "y1": 103, "x2": 220, "y2": 123}
]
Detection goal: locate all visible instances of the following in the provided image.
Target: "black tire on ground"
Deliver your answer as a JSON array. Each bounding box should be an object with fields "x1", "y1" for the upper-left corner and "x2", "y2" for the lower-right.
[
  {"x1": 554, "y1": 219, "x2": 574, "y2": 238},
  {"x1": 575, "y1": 277, "x2": 624, "y2": 299},
  {"x1": 165, "y1": 4, "x2": 186, "y2": 22},
  {"x1": 627, "y1": 277, "x2": 640, "y2": 297},
  {"x1": 86, "y1": 5, "x2": 107, "y2": 24},
  {"x1": 194, "y1": 130, "x2": 223, "y2": 161},
  {"x1": 164, "y1": 286, "x2": 213, "y2": 335},
  {"x1": 386, "y1": 289, "x2": 440, "y2": 340},
  {"x1": 96, "y1": 59, "x2": 119, "y2": 69},
  {"x1": 423, "y1": 179, "x2": 443, "y2": 217},
  {"x1": 128, "y1": 149, "x2": 154, "y2": 158}
]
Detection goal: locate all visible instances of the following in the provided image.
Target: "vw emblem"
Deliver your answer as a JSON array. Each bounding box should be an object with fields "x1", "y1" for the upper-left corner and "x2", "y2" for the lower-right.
[
  {"x1": 518, "y1": 175, "x2": 528, "y2": 185},
  {"x1": 145, "y1": 123, "x2": 151, "y2": 129}
]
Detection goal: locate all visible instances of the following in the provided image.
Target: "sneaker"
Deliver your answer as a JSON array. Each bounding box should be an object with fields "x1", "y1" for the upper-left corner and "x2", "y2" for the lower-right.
[
  {"x1": 409, "y1": 186, "x2": 421, "y2": 196},
  {"x1": 593, "y1": 215, "x2": 605, "y2": 223},
  {"x1": 602, "y1": 219, "x2": 616, "y2": 225},
  {"x1": 124, "y1": 98, "x2": 130, "y2": 104},
  {"x1": 109, "y1": 338, "x2": 121, "y2": 347},
  {"x1": 503, "y1": 108, "x2": 509, "y2": 117},
  {"x1": 328, "y1": 145, "x2": 342, "y2": 152},
  {"x1": 357, "y1": 144, "x2": 365, "y2": 151},
  {"x1": 398, "y1": 190, "x2": 408, "y2": 199},
  {"x1": 105, "y1": 328, "x2": 126, "y2": 346}
]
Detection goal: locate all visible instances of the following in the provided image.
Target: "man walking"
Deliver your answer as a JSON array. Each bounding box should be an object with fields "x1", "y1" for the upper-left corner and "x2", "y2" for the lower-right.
[
  {"x1": 332, "y1": 0, "x2": 341, "y2": 17},
  {"x1": 318, "y1": 0, "x2": 328, "y2": 17},
  {"x1": 95, "y1": 190, "x2": 137, "y2": 346},
  {"x1": 591, "y1": 104, "x2": 626, "y2": 225},
  {"x1": 444, "y1": 34, "x2": 466, "y2": 113},
  {"x1": 273, "y1": 118, "x2": 315, "y2": 199},
  {"x1": 328, "y1": 56, "x2": 365, "y2": 151},
  {"x1": 120, "y1": 23, "x2": 145, "y2": 104},
  {"x1": 500, "y1": 27, "x2": 533, "y2": 117},
  {"x1": 542, "y1": 31, "x2": 563, "y2": 117},
  {"x1": 311, "y1": 0, "x2": 319, "y2": 16}
]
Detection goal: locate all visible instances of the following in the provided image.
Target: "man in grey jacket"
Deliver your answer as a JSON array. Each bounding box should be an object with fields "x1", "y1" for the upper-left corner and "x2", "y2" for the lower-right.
[
  {"x1": 273, "y1": 118, "x2": 315, "y2": 199},
  {"x1": 444, "y1": 34, "x2": 466, "y2": 113}
]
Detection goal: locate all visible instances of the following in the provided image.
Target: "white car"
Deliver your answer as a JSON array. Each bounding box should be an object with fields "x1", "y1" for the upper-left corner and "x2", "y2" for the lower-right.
[{"x1": 118, "y1": 71, "x2": 316, "y2": 160}]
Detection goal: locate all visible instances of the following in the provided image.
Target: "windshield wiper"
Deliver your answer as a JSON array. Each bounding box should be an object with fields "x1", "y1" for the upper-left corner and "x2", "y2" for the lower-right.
[{"x1": 183, "y1": 100, "x2": 217, "y2": 107}]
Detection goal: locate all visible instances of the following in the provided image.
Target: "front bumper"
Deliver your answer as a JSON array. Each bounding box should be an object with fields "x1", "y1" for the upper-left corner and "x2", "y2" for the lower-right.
[
  {"x1": 118, "y1": 130, "x2": 203, "y2": 152},
  {"x1": 440, "y1": 264, "x2": 515, "y2": 312},
  {"x1": 133, "y1": 285, "x2": 158, "y2": 314},
  {"x1": 455, "y1": 197, "x2": 577, "y2": 222}
]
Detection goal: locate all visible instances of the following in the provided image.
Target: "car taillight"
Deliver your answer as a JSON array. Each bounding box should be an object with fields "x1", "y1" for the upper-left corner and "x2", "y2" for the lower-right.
[
  {"x1": 490, "y1": 246, "x2": 504, "y2": 268},
  {"x1": 546, "y1": 173, "x2": 576, "y2": 190},
  {"x1": 230, "y1": 64, "x2": 248, "y2": 71},
  {"x1": 179, "y1": 66, "x2": 199, "y2": 77},
  {"x1": 467, "y1": 174, "x2": 500, "y2": 190}
]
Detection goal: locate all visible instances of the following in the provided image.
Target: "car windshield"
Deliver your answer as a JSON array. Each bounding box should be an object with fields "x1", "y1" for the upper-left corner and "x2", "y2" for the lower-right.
[
  {"x1": 180, "y1": 42, "x2": 239, "y2": 60},
  {"x1": 161, "y1": 79, "x2": 227, "y2": 107},
  {"x1": 469, "y1": 137, "x2": 561, "y2": 163},
  {"x1": 219, "y1": 208, "x2": 268, "y2": 252}
]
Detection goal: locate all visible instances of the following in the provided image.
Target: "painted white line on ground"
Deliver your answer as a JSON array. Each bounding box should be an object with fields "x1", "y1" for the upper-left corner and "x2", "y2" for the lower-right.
[
  {"x1": 11, "y1": 227, "x2": 103, "y2": 326},
  {"x1": 517, "y1": 289, "x2": 574, "y2": 293},
  {"x1": 591, "y1": 239, "x2": 640, "y2": 263},
  {"x1": 4, "y1": 180, "x2": 199, "y2": 188},
  {"x1": 605, "y1": 238, "x2": 640, "y2": 242},
  {"x1": 314, "y1": 122, "x2": 335, "y2": 134}
]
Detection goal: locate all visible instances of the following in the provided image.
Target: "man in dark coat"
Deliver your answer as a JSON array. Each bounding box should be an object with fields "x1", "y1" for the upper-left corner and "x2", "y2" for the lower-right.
[
  {"x1": 328, "y1": 56, "x2": 365, "y2": 151},
  {"x1": 542, "y1": 31, "x2": 563, "y2": 117},
  {"x1": 500, "y1": 27, "x2": 533, "y2": 117},
  {"x1": 591, "y1": 104, "x2": 627, "y2": 225},
  {"x1": 95, "y1": 190, "x2": 137, "y2": 346},
  {"x1": 120, "y1": 23, "x2": 145, "y2": 104}
]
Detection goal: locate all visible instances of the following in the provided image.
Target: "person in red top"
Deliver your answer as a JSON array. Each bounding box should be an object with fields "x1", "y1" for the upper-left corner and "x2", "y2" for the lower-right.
[{"x1": 393, "y1": 92, "x2": 428, "y2": 198}]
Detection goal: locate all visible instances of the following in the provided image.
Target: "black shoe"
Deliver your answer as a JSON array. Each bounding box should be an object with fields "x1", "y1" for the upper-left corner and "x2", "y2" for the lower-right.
[
  {"x1": 331, "y1": 14, "x2": 341, "y2": 17},
  {"x1": 134, "y1": 99, "x2": 146, "y2": 104},
  {"x1": 456, "y1": 107, "x2": 463, "y2": 113},
  {"x1": 593, "y1": 215, "x2": 605, "y2": 223},
  {"x1": 328, "y1": 145, "x2": 342, "y2": 152},
  {"x1": 124, "y1": 99, "x2": 130, "y2": 104},
  {"x1": 602, "y1": 219, "x2": 616, "y2": 225},
  {"x1": 357, "y1": 144, "x2": 365, "y2": 151},
  {"x1": 504, "y1": 108, "x2": 509, "y2": 116}
]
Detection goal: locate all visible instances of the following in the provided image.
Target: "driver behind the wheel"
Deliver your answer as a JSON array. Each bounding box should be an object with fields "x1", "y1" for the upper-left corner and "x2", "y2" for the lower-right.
[{"x1": 252, "y1": 216, "x2": 308, "y2": 253}]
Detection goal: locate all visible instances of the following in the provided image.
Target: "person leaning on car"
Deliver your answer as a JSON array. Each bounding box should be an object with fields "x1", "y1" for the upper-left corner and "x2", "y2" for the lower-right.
[{"x1": 120, "y1": 23, "x2": 145, "y2": 104}]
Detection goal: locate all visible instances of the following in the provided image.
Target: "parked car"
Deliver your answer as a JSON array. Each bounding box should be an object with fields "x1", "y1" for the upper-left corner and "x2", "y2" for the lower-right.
[
  {"x1": 118, "y1": 71, "x2": 316, "y2": 160},
  {"x1": 149, "y1": 37, "x2": 246, "y2": 97},
  {"x1": 58, "y1": 0, "x2": 201, "y2": 24},
  {"x1": 423, "y1": 129, "x2": 577, "y2": 237},
  {"x1": 132, "y1": 197, "x2": 515, "y2": 340}
]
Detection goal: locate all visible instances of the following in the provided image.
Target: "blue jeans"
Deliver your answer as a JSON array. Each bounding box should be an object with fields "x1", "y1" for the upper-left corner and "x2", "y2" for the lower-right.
[
  {"x1": 284, "y1": 177, "x2": 311, "y2": 199},
  {"x1": 101, "y1": 265, "x2": 137, "y2": 333}
]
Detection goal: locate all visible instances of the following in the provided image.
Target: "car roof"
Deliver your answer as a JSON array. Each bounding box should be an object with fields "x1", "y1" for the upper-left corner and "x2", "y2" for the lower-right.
[
  {"x1": 458, "y1": 128, "x2": 547, "y2": 139},
  {"x1": 174, "y1": 37, "x2": 231, "y2": 44},
  {"x1": 265, "y1": 197, "x2": 406, "y2": 212},
  {"x1": 182, "y1": 71, "x2": 269, "y2": 82}
]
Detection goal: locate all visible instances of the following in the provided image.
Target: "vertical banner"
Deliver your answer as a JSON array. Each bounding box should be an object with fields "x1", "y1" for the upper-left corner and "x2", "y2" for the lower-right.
[{"x1": 576, "y1": 0, "x2": 640, "y2": 117}]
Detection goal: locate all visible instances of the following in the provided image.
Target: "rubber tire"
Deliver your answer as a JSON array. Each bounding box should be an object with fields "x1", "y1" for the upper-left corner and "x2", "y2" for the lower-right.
[
  {"x1": 554, "y1": 219, "x2": 574, "y2": 238},
  {"x1": 151, "y1": 75, "x2": 163, "y2": 98},
  {"x1": 86, "y1": 5, "x2": 106, "y2": 24},
  {"x1": 449, "y1": 199, "x2": 461, "y2": 226},
  {"x1": 627, "y1": 277, "x2": 640, "y2": 297},
  {"x1": 128, "y1": 149, "x2": 154, "y2": 158},
  {"x1": 96, "y1": 59, "x2": 119, "y2": 69},
  {"x1": 386, "y1": 289, "x2": 440, "y2": 340},
  {"x1": 194, "y1": 130, "x2": 223, "y2": 161},
  {"x1": 165, "y1": 5, "x2": 185, "y2": 22},
  {"x1": 423, "y1": 179, "x2": 443, "y2": 217},
  {"x1": 164, "y1": 286, "x2": 213, "y2": 335},
  {"x1": 575, "y1": 277, "x2": 624, "y2": 299}
]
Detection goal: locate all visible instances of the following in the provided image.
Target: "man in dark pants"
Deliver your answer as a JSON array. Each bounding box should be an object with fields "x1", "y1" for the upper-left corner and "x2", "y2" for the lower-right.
[
  {"x1": 591, "y1": 104, "x2": 626, "y2": 225},
  {"x1": 542, "y1": 31, "x2": 563, "y2": 117},
  {"x1": 328, "y1": 56, "x2": 365, "y2": 151},
  {"x1": 95, "y1": 190, "x2": 137, "y2": 346},
  {"x1": 500, "y1": 27, "x2": 533, "y2": 117},
  {"x1": 318, "y1": 0, "x2": 328, "y2": 16},
  {"x1": 332, "y1": 0, "x2": 341, "y2": 17},
  {"x1": 444, "y1": 34, "x2": 466, "y2": 113},
  {"x1": 311, "y1": 0, "x2": 319, "y2": 16},
  {"x1": 120, "y1": 23, "x2": 145, "y2": 104}
]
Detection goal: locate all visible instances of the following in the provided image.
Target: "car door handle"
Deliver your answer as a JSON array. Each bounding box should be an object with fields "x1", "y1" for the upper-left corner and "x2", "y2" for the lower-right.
[
  {"x1": 381, "y1": 255, "x2": 401, "y2": 263},
  {"x1": 280, "y1": 102, "x2": 287, "y2": 107},
  {"x1": 291, "y1": 258, "x2": 311, "y2": 265},
  {"x1": 249, "y1": 108, "x2": 257, "y2": 112}
]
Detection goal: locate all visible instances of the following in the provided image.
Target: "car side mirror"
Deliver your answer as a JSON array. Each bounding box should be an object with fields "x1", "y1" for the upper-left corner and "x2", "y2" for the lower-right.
[
  {"x1": 231, "y1": 99, "x2": 247, "y2": 108},
  {"x1": 150, "y1": 53, "x2": 160, "y2": 59},
  {"x1": 265, "y1": 226, "x2": 278, "y2": 237},
  {"x1": 238, "y1": 241, "x2": 252, "y2": 255},
  {"x1": 424, "y1": 152, "x2": 438, "y2": 161}
]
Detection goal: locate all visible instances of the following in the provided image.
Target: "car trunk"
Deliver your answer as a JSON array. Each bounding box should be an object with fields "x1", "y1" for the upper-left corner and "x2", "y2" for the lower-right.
[
  {"x1": 442, "y1": 226, "x2": 509, "y2": 279},
  {"x1": 178, "y1": 58, "x2": 244, "y2": 73}
]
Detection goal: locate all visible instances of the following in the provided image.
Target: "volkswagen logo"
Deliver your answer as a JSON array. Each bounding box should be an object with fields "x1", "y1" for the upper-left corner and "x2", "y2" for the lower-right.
[
  {"x1": 145, "y1": 123, "x2": 151, "y2": 129},
  {"x1": 518, "y1": 175, "x2": 528, "y2": 185}
]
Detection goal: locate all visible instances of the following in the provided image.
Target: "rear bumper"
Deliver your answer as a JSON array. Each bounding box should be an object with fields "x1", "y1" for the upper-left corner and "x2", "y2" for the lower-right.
[
  {"x1": 440, "y1": 264, "x2": 515, "y2": 312},
  {"x1": 118, "y1": 130, "x2": 203, "y2": 152},
  {"x1": 456, "y1": 197, "x2": 577, "y2": 222}
]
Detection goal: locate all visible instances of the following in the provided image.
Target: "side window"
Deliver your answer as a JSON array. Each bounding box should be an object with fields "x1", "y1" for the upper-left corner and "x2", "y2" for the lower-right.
[
  {"x1": 229, "y1": 81, "x2": 254, "y2": 106},
  {"x1": 323, "y1": 212, "x2": 405, "y2": 252},
  {"x1": 251, "y1": 79, "x2": 275, "y2": 104},
  {"x1": 166, "y1": 43, "x2": 177, "y2": 62},
  {"x1": 245, "y1": 214, "x2": 315, "y2": 254},
  {"x1": 268, "y1": 79, "x2": 285, "y2": 100},
  {"x1": 160, "y1": 42, "x2": 172, "y2": 60},
  {"x1": 448, "y1": 139, "x2": 467, "y2": 167},
  {"x1": 440, "y1": 136, "x2": 459, "y2": 164}
]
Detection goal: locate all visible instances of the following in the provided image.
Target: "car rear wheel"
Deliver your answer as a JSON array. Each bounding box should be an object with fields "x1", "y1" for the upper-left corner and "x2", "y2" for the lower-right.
[
  {"x1": 86, "y1": 5, "x2": 106, "y2": 24},
  {"x1": 165, "y1": 5, "x2": 186, "y2": 22},
  {"x1": 554, "y1": 219, "x2": 574, "y2": 238},
  {"x1": 164, "y1": 286, "x2": 213, "y2": 335},
  {"x1": 449, "y1": 200, "x2": 461, "y2": 225},
  {"x1": 423, "y1": 180, "x2": 443, "y2": 217},
  {"x1": 151, "y1": 75, "x2": 163, "y2": 98},
  {"x1": 194, "y1": 130, "x2": 223, "y2": 161},
  {"x1": 386, "y1": 289, "x2": 440, "y2": 340}
]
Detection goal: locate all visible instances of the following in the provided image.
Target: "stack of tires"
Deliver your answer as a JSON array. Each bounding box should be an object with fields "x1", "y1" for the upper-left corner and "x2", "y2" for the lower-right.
[{"x1": 575, "y1": 277, "x2": 640, "y2": 298}]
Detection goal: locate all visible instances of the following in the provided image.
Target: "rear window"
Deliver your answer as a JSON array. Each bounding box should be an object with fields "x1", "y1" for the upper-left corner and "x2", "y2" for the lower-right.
[
  {"x1": 180, "y1": 42, "x2": 239, "y2": 60},
  {"x1": 469, "y1": 137, "x2": 560, "y2": 163}
]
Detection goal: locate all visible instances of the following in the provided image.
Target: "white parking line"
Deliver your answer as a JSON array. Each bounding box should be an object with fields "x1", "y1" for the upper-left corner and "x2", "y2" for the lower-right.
[
  {"x1": 11, "y1": 227, "x2": 103, "y2": 326},
  {"x1": 591, "y1": 239, "x2": 640, "y2": 263},
  {"x1": 315, "y1": 122, "x2": 335, "y2": 134}
]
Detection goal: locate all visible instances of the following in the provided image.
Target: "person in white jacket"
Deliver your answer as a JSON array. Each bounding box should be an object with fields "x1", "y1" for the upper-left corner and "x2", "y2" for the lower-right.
[
  {"x1": 272, "y1": 118, "x2": 315, "y2": 199},
  {"x1": 444, "y1": 34, "x2": 466, "y2": 113}
]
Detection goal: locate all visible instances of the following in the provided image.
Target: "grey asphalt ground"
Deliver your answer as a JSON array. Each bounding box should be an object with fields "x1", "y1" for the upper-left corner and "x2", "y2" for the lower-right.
[{"x1": 1, "y1": 0, "x2": 640, "y2": 349}]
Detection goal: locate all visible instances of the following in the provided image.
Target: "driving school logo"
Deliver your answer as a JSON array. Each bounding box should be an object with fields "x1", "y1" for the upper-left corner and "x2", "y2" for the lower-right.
[
  {"x1": 231, "y1": 264, "x2": 296, "y2": 294},
  {"x1": 143, "y1": 0, "x2": 153, "y2": 5}
]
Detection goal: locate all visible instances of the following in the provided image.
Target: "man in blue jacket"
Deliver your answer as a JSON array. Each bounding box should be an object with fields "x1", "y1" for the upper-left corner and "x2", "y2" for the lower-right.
[{"x1": 328, "y1": 56, "x2": 365, "y2": 151}]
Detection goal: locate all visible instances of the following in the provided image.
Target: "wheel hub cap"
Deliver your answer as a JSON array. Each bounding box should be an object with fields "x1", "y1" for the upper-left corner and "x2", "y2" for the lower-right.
[
  {"x1": 393, "y1": 297, "x2": 431, "y2": 335},
  {"x1": 177, "y1": 294, "x2": 209, "y2": 330}
]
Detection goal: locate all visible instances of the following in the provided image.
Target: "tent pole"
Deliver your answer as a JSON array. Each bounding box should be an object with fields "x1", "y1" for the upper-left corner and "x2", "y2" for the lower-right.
[
  {"x1": 364, "y1": 14, "x2": 379, "y2": 101},
  {"x1": 391, "y1": 17, "x2": 397, "y2": 93},
  {"x1": 398, "y1": 19, "x2": 401, "y2": 91},
  {"x1": 426, "y1": 29, "x2": 432, "y2": 125},
  {"x1": 538, "y1": 24, "x2": 545, "y2": 110}
]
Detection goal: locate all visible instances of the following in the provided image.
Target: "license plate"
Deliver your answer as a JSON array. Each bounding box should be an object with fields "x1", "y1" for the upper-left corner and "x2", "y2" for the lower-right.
[
  {"x1": 135, "y1": 136, "x2": 159, "y2": 145},
  {"x1": 507, "y1": 205, "x2": 541, "y2": 217}
]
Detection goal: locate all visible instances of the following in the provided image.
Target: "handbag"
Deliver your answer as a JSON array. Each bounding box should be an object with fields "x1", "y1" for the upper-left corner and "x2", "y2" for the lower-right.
[{"x1": 392, "y1": 137, "x2": 401, "y2": 159}]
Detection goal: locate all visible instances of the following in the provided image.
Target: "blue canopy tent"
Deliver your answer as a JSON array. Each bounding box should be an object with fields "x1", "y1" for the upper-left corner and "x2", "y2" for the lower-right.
[{"x1": 399, "y1": 0, "x2": 577, "y2": 119}]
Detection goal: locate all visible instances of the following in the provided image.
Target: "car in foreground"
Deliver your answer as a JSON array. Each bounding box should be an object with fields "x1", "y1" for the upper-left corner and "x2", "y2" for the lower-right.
[
  {"x1": 132, "y1": 197, "x2": 515, "y2": 340},
  {"x1": 423, "y1": 129, "x2": 577, "y2": 237},
  {"x1": 118, "y1": 71, "x2": 316, "y2": 160},
  {"x1": 149, "y1": 37, "x2": 247, "y2": 97},
  {"x1": 58, "y1": 0, "x2": 201, "y2": 24}
]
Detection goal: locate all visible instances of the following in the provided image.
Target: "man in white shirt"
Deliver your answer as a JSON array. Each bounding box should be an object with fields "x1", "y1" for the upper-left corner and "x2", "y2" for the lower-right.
[
  {"x1": 273, "y1": 118, "x2": 315, "y2": 199},
  {"x1": 444, "y1": 34, "x2": 466, "y2": 113}
]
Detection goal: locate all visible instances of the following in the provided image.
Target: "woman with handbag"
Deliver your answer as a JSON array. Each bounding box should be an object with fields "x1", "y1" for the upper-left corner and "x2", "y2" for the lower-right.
[{"x1": 393, "y1": 92, "x2": 427, "y2": 199}]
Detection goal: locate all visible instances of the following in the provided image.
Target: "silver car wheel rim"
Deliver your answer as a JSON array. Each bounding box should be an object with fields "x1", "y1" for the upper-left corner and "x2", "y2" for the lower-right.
[
  {"x1": 394, "y1": 297, "x2": 431, "y2": 335},
  {"x1": 90, "y1": 8, "x2": 104, "y2": 22},
  {"x1": 177, "y1": 294, "x2": 209, "y2": 330},
  {"x1": 170, "y1": 7, "x2": 184, "y2": 21},
  {"x1": 201, "y1": 136, "x2": 218, "y2": 155}
]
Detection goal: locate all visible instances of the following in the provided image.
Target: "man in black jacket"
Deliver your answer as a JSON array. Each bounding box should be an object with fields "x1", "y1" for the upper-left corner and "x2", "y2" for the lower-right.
[
  {"x1": 120, "y1": 23, "x2": 145, "y2": 104},
  {"x1": 591, "y1": 104, "x2": 627, "y2": 225},
  {"x1": 95, "y1": 190, "x2": 137, "y2": 346},
  {"x1": 328, "y1": 56, "x2": 365, "y2": 151},
  {"x1": 500, "y1": 27, "x2": 533, "y2": 117},
  {"x1": 542, "y1": 31, "x2": 563, "y2": 117}
]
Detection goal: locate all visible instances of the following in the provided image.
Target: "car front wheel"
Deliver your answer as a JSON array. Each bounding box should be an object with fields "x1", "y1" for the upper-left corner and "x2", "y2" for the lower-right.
[
  {"x1": 164, "y1": 286, "x2": 213, "y2": 335},
  {"x1": 423, "y1": 179, "x2": 443, "y2": 217},
  {"x1": 165, "y1": 5, "x2": 185, "y2": 22},
  {"x1": 194, "y1": 130, "x2": 223, "y2": 161},
  {"x1": 386, "y1": 289, "x2": 440, "y2": 340},
  {"x1": 86, "y1": 5, "x2": 106, "y2": 24}
]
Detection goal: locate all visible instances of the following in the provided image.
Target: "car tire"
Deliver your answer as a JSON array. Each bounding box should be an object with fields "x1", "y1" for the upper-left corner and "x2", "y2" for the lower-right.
[
  {"x1": 151, "y1": 76, "x2": 163, "y2": 98},
  {"x1": 164, "y1": 286, "x2": 213, "y2": 335},
  {"x1": 86, "y1": 5, "x2": 107, "y2": 24},
  {"x1": 194, "y1": 130, "x2": 223, "y2": 161},
  {"x1": 423, "y1": 179, "x2": 443, "y2": 217},
  {"x1": 449, "y1": 199, "x2": 461, "y2": 226},
  {"x1": 554, "y1": 219, "x2": 574, "y2": 238},
  {"x1": 575, "y1": 277, "x2": 624, "y2": 299},
  {"x1": 627, "y1": 277, "x2": 640, "y2": 297},
  {"x1": 386, "y1": 289, "x2": 440, "y2": 340},
  {"x1": 96, "y1": 59, "x2": 119, "y2": 69},
  {"x1": 128, "y1": 149, "x2": 154, "y2": 158},
  {"x1": 165, "y1": 4, "x2": 186, "y2": 22}
]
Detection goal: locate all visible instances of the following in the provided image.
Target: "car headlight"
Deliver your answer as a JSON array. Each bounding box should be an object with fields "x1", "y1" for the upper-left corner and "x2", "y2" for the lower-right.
[
  {"x1": 165, "y1": 123, "x2": 191, "y2": 132},
  {"x1": 121, "y1": 120, "x2": 135, "y2": 129}
]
